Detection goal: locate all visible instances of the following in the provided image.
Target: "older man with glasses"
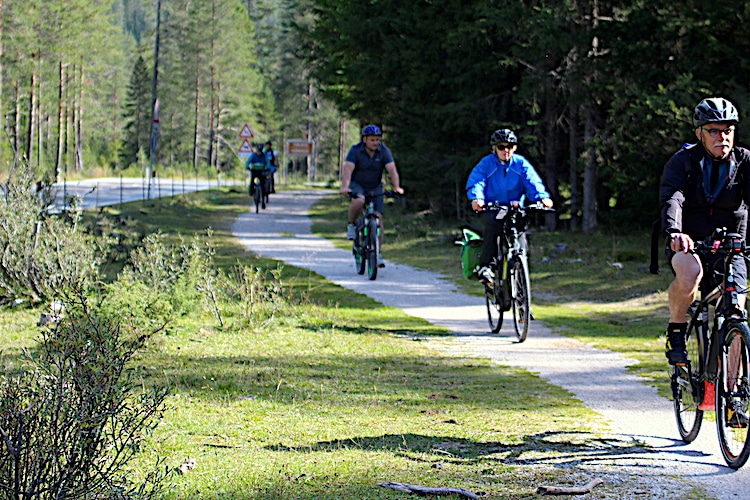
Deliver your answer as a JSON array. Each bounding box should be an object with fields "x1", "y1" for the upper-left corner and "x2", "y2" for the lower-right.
[
  {"x1": 661, "y1": 97, "x2": 750, "y2": 409},
  {"x1": 466, "y1": 128, "x2": 553, "y2": 284}
]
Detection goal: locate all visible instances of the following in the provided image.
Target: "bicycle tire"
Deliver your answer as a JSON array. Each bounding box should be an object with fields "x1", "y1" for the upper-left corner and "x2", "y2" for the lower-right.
[
  {"x1": 354, "y1": 222, "x2": 366, "y2": 275},
  {"x1": 485, "y1": 279, "x2": 503, "y2": 333},
  {"x1": 673, "y1": 307, "x2": 705, "y2": 442},
  {"x1": 510, "y1": 257, "x2": 530, "y2": 342},
  {"x1": 252, "y1": 179, "x2": 261, "y2": 213},
  {"x1": 717, "y1": 320, "x2": 750, "y2": 469},
  {"x1": 366, "y1": 218, "x2": 379, "y2": 280},
  {"x1": 264, "y1": 176, "x2": 271, "y2": 206}
]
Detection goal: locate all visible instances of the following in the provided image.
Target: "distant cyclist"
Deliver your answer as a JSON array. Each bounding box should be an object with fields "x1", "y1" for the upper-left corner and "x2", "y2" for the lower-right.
[
  {"x1": 465, "y1": 128, "x2": 553, "y2": 284},
  {"x1": 263, "y1": 141, "x2": 279, "y2": 193},
  {"x1": 245, "y1": 144, "x2": 270, "y2": 198},
  {"x1": 339, "y1": 124, "x2": 404, "y2": 268}
]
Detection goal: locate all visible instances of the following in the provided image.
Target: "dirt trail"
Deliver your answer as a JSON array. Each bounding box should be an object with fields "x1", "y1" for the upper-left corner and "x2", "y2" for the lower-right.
[{"x1": 233, "y1": 189, "x2": 749, "y2": 499}]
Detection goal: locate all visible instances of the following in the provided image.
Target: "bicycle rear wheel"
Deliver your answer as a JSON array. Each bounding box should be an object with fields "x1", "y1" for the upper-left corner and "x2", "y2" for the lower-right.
[
  {"x1": 366, "y1": 218, "x2": 379, "y2": 280},
  {"x1": 673, "y1": 308, "x2": 705, "y2": 442},
  {"x1": 510, "y1": 257, "x2": 530, "y2": 342},
  {"x1": 485, "y1": 279, "x2": 503, "y2": 333},
  {"x1": 717, "y1": 321, "x2": 750, "y2": 469}
]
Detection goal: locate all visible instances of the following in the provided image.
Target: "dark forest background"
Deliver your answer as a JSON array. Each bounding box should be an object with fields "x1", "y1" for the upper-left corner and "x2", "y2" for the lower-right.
[{"x1": 3, "y1": 0, "x2": 749, "y2": 233}]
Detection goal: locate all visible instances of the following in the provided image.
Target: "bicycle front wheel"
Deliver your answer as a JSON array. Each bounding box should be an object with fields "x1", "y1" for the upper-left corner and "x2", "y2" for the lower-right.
[
  {"x1": 485, "y1": 280, "x2": 503, "y2": 333},
  {"x1": 717, "y1": 321, "x2": 750, "y2": 469},
  {"x1": 673, "y1": 308, "x2": 705, "y2": 442},
  {"x1": 366, "y1": 218, "x2": 379, "y2": 280},
  {"x1": 253, "y1": 180, "x2": 262, "y2": 213},
  {"x1": 510, "y1": 257, "x2": 530, "y2": 342},
  {"x1": 354, "y1": 221, "x2": 366, "y2": 275}
]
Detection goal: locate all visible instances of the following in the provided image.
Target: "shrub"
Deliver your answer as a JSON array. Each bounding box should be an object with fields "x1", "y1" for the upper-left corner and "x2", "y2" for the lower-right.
[
  {"x1": 0, "y1": 173, "x2": 105, "y2": 305},
  {"x1": 0, "y1": 287, "x2": 170, "y2": 498}
]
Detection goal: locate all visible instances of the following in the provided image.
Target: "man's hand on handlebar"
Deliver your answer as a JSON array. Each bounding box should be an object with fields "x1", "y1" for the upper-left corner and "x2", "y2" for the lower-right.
[
  {"x1": 670, "y1": 232, "x2": 695, "y2": 254},
  {"x1": 340, "y1": 186, "x2": 352, "y2": 195},
  {"x1": 471, "y1": 198, "x2": 554, "y2": 212}
]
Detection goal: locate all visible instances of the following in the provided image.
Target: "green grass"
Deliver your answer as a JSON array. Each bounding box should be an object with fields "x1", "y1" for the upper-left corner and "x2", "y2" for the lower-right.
[
  {"x1": 0, "y1": 187, "x2": 700, "y2": 498},
  {"x1": 311, "y1": 194, "x2": 675, "y2": 398}
]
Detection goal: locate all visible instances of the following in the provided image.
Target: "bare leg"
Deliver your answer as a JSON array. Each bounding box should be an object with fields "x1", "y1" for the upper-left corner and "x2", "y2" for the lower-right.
[
  {"x1": 348, "y1": 196, "x2": 364, "y2": 224},
  {"x1": 668, "y1": 251, "x2": 702, "y2": 322}
]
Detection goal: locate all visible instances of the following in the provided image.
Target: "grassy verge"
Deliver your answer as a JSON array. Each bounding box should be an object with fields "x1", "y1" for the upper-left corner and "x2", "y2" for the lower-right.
[{"x1": 0, "y1": 187, "x2": 694, "y2": 498}]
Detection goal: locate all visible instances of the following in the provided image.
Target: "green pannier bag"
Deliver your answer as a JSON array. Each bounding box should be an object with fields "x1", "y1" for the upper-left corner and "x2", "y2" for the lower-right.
[{"x1": 458, "y1": 227, "x2": 483, "y2": 280}]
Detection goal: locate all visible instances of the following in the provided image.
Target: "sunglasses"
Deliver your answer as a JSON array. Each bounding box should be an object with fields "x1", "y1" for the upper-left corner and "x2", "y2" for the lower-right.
[{"x1": 496, "y1": 144, "x2": 516, "y2": 151}]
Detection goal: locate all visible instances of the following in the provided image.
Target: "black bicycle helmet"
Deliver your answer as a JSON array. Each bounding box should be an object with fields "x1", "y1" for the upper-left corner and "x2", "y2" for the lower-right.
[
  {"x1": 361, "y1": 124, "x2": 382, "y2": 136},
  {"x1": 490, "y1": 128, "x2": 517, "y2": 146},
  {"x1": 693, "y1": 97, "x2": 739, "y2": 127}
]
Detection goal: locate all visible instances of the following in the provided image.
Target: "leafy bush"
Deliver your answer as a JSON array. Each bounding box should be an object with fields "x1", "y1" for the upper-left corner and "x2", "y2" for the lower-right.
[
  {"x1": 0, "y1": 174, "x2": 105, "y2": 305},
  {"x1": 0, "y1": 288, "x2": 170, "y2": 498}
]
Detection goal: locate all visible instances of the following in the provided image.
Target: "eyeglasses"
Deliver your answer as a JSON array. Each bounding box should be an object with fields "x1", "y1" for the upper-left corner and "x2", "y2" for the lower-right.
[
  {"x1": 702, "y1": 126, "x2": 735, "y2": 138},
  {"x1": 496, "y1": 144, "x2": 515, "y2": 151}
]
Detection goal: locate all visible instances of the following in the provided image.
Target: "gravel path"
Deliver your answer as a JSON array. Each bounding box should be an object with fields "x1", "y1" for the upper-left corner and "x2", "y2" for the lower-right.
[{"x1": 232, "y1": 189, "x2": 750, "y2": 499}]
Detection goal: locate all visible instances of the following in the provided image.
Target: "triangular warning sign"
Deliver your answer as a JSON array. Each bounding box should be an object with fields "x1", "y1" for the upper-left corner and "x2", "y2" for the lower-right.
[
  {"x1": 239, "y1": 124, "x2": 254, "y2": 138},
  {"x1": 238, "y1": 139, "x2": 253, "y2": 153}
]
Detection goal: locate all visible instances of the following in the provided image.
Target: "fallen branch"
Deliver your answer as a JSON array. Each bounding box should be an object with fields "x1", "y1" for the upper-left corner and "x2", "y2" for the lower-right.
[
  {"x1": 536, "y1": 478, "x2": 604, "y2": 496},
  {"x1": 378, "y1": 481, "x2": 479, "y2": 499}
]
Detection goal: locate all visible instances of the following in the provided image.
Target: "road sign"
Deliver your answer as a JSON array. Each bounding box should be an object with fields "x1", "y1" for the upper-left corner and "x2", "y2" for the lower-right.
[
  {"x1": 238, "y1": 139, "x2": 253, "y2": 159},
  {"x1": 286, "y1": 139, "x2": 314, "y2": 156},
  {"x1": 239, "y1": 124, "x2": 254, "y2": 138}
]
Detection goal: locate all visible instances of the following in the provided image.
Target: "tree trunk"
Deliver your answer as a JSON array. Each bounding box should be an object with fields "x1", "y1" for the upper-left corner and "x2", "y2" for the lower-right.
[
  {"x1": 542, "y1": 82, "x2": 558, "y2": 230},
  {"x1": 55, "y1": 62, "x2": 66, "y2": 182},
  {"x1": 74, "y1": 63, "x2": 84, "y2": 172},
  {"x1": 0, "y1": 0, "x2": 4, "y2": 166},
  {"x1": 582, "y1": 103, "x2": 597, "y2": 234},
  {"x1": 569, "y1": 103, "x2": 580, "y2": 231},
  {"x1": 25, "y1": 56, "x2": 36, "y2": 168},
  {"x1": 207, "y1": 0, "x2": 217, "y2": 171},
  {"x1": 192, "y1": 60, "x2": 201, "y2": 171}
]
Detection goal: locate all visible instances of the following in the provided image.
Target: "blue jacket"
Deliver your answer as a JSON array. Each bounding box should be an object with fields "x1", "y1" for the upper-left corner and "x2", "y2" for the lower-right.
[{"x1": 465, "y1": 153, "x2": 550, "y2": 204}]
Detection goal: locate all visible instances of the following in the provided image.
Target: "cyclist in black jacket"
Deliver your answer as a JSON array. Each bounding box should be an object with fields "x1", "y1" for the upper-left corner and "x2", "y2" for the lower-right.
[{"x1": 661, "y1": 97, "x2": 750, "y2": 407}]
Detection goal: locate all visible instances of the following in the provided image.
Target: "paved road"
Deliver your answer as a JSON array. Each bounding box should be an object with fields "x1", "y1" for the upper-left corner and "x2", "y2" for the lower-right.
[
  {"x1": 50, "y1": 176, "x2": 239, "y2": 212},
  {"x1": 232, "y1": 189, "x2": 749, "y2": 499}
]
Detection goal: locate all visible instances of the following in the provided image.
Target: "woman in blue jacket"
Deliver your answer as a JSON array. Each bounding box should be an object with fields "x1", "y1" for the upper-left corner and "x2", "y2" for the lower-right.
[{"x1": 466, "y1": 128, "x2": 553, "y2": 283}]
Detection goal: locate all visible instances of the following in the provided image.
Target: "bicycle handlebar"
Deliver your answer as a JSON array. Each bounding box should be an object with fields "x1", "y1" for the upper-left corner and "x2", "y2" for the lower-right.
[
  {"x1": 477, "y1": 201, "x2": 555, "y2": 215},
  {"x1": 692, "y1": 228, "x2": 749, "y2": 258},
  {"x1": 347, "y1": 189, "x2": 399, "y2": 200}
]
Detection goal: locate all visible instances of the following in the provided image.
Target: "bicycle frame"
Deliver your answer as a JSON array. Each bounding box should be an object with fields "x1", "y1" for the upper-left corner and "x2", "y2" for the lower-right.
[
  {"x1": 672, "y1": 228, "x2": 750, "y2": 468},
  {"x1": 350, "y1": 191, "x2": 384, "y2": 280},
  {"x1": 481, "y1": 202, "x2": 550, "y2": 341}
]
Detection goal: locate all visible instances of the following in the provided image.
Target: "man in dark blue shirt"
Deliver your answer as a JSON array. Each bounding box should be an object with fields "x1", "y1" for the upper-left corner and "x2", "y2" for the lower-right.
[{"x1": 340, "y1": 124, "x2": 404, "y2": 267}]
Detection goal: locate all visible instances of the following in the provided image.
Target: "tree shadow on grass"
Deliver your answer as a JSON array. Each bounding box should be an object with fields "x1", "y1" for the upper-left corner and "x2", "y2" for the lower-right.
[{"x1": 265, "y1": 430, "x2": 726, "y2": 474}]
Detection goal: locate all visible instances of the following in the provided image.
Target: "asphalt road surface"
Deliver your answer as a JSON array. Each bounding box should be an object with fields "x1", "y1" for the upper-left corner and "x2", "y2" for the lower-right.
[
  {"x1": 231, "y1": 189, "x2": 750, "y2": 499},
  {"x1": 50, "y1": 176, "x2": 237, "y2": 212}
]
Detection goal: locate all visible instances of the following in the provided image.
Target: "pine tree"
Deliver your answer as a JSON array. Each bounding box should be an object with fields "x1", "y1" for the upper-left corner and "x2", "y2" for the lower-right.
[{"x1": 119, "y1": 54, "x2": 152, "y2": 169}]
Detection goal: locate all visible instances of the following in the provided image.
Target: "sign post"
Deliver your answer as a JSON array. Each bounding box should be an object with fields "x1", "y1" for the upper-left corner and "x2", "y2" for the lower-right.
[
  {"x1": 286, "y1": 140, "x2": 316, "y2": 182},
  {"x1": 238, "y1": 123, "x2": 255, "y2": 160}
]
